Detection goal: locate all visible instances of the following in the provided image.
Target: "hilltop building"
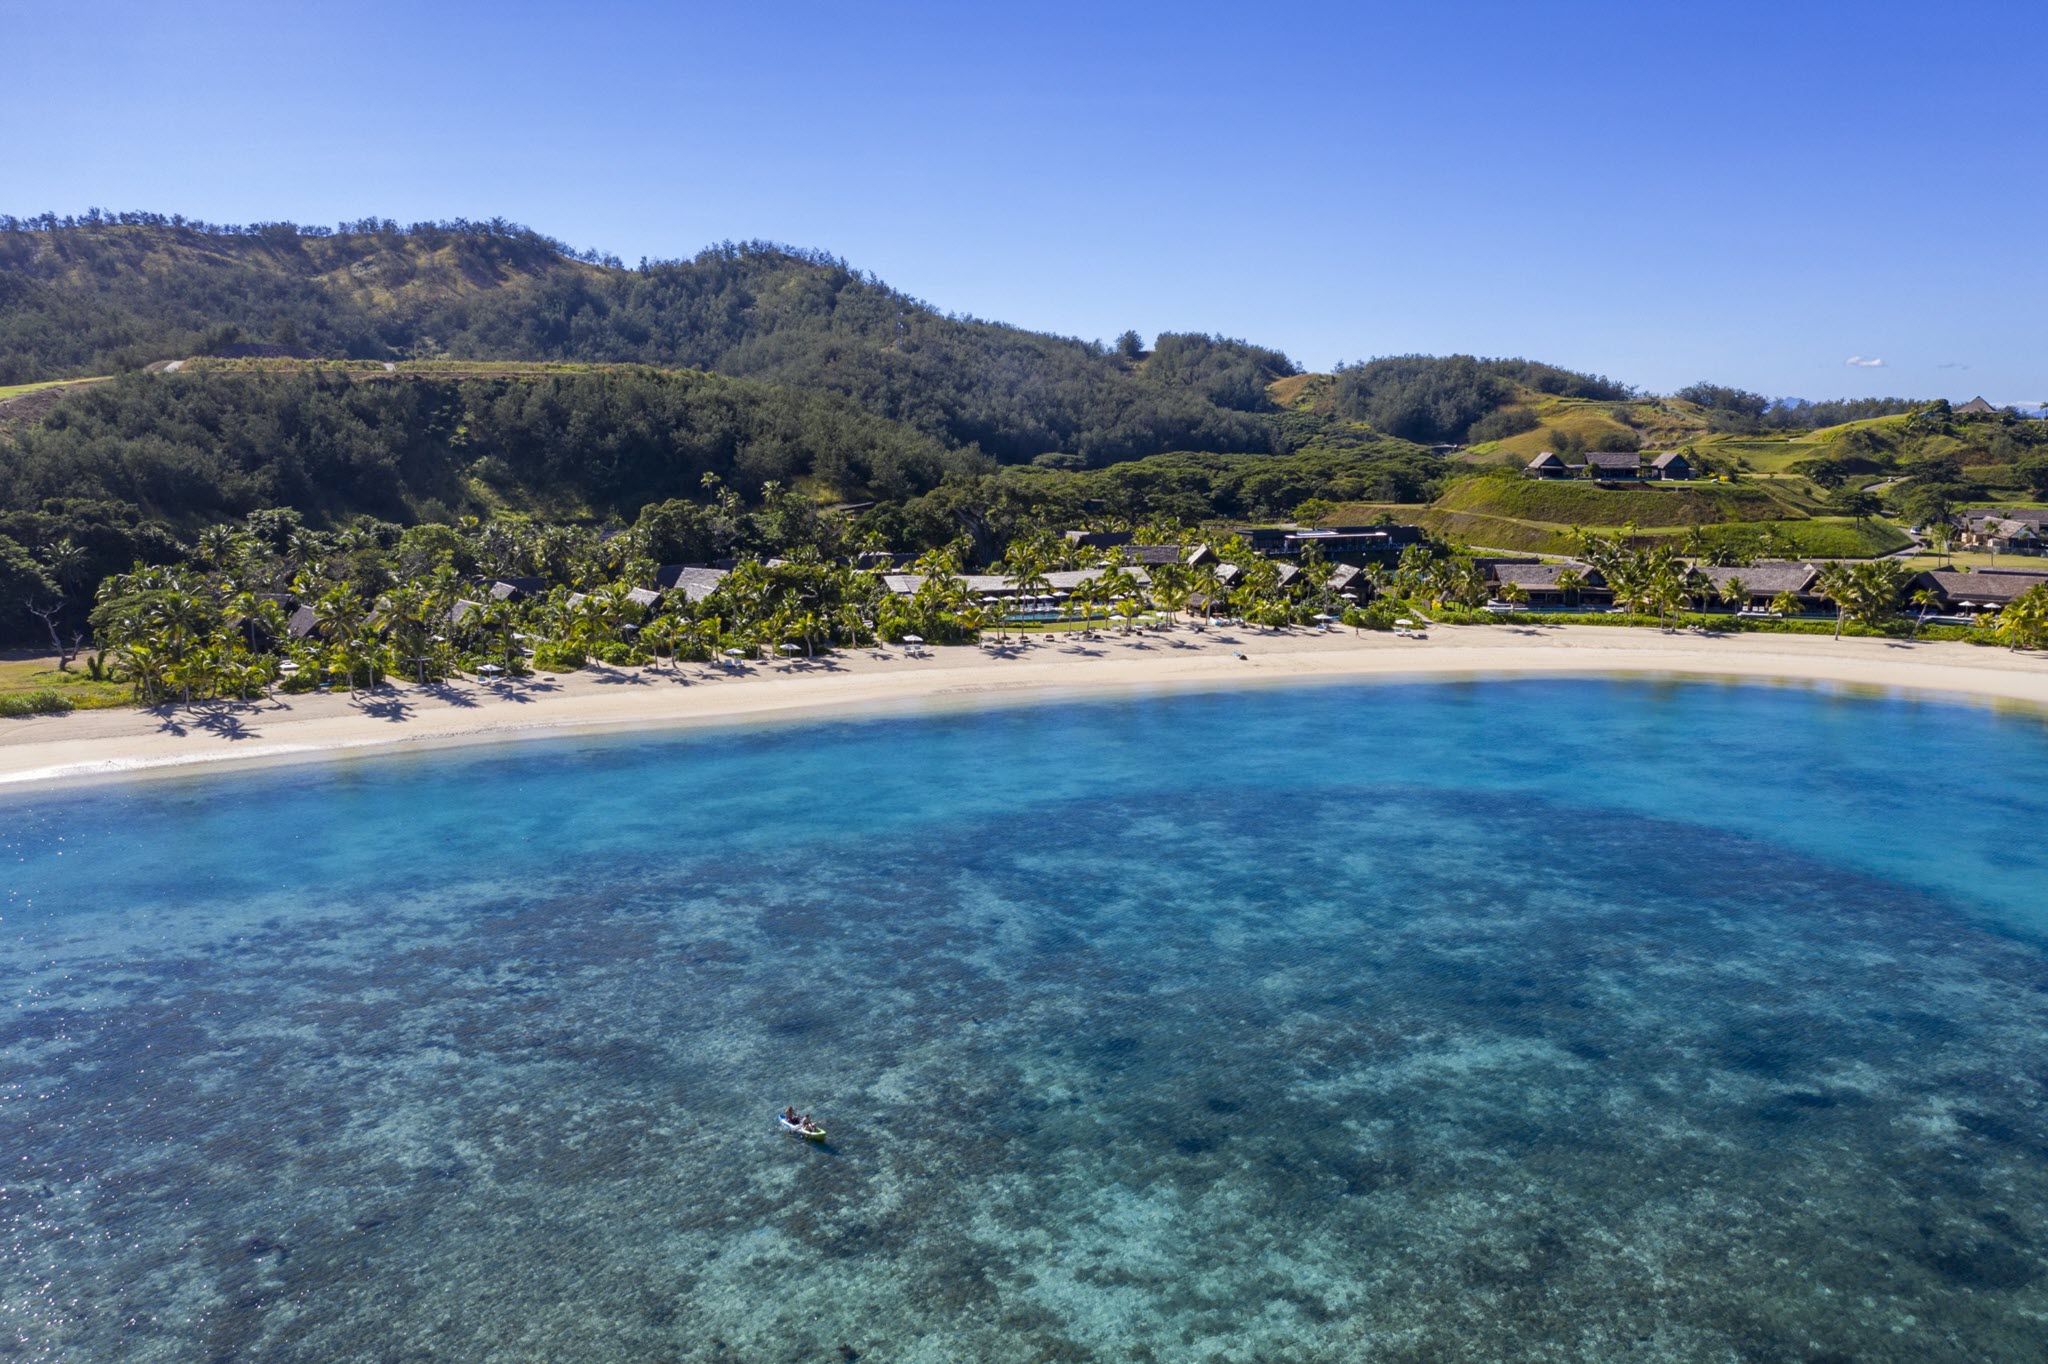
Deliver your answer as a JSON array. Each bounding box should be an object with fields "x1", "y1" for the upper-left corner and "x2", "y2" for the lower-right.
[{"x1": 1526, "y1": 451, "x2": 1694, "y2": 481}]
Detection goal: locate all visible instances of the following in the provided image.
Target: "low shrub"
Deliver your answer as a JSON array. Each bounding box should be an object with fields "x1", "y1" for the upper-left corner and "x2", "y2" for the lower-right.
[
  {"x1": 0, "y1": 689, "x2": 77, "y2": 717},
  {"x1": 589, "y1": 642, "x2": 649, "y2": 666},
  {"x1": 531, "y1": 643, "x2": 586, "y2": 672},
  {"x1": 1344, "y1": 601, "x2": 1403, "y2": 631}
]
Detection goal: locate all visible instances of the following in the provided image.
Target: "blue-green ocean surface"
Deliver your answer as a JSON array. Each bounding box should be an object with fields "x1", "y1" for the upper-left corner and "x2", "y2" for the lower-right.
[{"x1": 6, "y1": 678, "x2": 2048, "y2": 1362}]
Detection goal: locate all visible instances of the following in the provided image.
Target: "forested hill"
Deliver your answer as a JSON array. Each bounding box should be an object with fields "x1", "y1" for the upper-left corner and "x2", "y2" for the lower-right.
[{"x1": 0, "y1": 213, "x2": 1291, "y2": 464}]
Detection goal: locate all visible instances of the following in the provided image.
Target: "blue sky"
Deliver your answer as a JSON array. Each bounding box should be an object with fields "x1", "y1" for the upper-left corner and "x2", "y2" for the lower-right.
[{"x1": 3, "y1": 0, "x2": 2042, "y2": 402}]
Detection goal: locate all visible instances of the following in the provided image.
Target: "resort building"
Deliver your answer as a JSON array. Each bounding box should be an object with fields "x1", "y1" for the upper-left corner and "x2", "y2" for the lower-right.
[
  {"x1": 1062, "y1": 530, "x2": 1137, "y2": 550},
  {"x1": 1057, "y1": 532, "x2": 1210, "y2": 568},
  {"x1": 1525, "y1": 450, "x2": 1694, "y2": 481},
  {"x1": 1584, "y1": 451, "x2": 1646, "y2": 481},
  {"x1": 1957, "y1": 508, "x2": 2048, "y2": 557},
  {"x1": 1484, "y1": 560, "x2": 1611, "y2": 608},
  {"x1": 488, "y1": 577, "x2": 547, "y2": 602},
  {"x1": 655, "y1": 565, "x2": 731, "y2": 602},
  {"x1": 1227, "y1": 525, "x2": 1419, "y2": 561},
  {"x1": 563, "y1": 586, "x2": 666, "y2": 613},
  {"x1": 879, "y1": 567, "x2": 1153, "y2": 601},
  {"x1": 1649, "y1": 451, "x2": 1695, "y2": 480},
  {"x1": 1911, "y1": 568, "x2": 2048, "y2": 614},
  {"x1": 1691, "y1": 561, "x2": 1827, "y2": 613}
]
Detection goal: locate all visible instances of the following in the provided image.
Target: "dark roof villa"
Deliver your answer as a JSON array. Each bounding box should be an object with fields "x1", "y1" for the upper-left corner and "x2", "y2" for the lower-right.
[
  {"x1": 655, "y1": 566, "x2": 730, "y2": 602},
  {"x1": 1485, "y1": 560, "x2": 1611, "y2": 605},
  {"x1": 1914, "y1": 568, "x2": 2048, "y2": 613}
]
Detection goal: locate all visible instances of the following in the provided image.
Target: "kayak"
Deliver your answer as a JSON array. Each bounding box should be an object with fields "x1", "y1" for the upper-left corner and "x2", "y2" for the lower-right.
[{"x1": 777, "y1": 1115, "x2": 827, "y2": 1141}]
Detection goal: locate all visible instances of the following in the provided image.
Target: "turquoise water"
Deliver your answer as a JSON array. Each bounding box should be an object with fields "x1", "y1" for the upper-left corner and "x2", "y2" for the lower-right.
[{"x1": 6, "y1": 677, "x2": 2048, "y2": 1362}]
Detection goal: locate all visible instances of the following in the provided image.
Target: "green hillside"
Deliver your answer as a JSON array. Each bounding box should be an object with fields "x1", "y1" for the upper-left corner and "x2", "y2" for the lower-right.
[
  {"x1": 1434, "y1": 473, "x2": 1797, "y2": 526},
  {"x1": 0, "y1": 215, "x2": 1289, "y2": 466},
  {"x1": 1332, "y1": 468, "x2": 1910, "y2": 558},
  {"x1": 0, "y1": 363, "x2": 966, "y2": 532}
]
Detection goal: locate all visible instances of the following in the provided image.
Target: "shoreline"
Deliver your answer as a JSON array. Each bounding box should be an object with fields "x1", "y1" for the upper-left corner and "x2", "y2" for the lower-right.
[{"x1": 4, "y1": 624, "x2": 2047, "y2": 791}]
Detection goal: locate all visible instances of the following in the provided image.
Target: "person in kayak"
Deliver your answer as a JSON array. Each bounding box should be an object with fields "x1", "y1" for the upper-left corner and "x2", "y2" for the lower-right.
[{"x1": 783, "y1": 1106, "x2": 800, "y2": 1125}]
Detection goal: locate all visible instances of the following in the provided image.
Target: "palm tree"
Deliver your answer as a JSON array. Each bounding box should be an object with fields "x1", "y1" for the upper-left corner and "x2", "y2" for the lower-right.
[
  {"x1": 1910, "y1": 588, "x2": 1941, "y2": 638},
  {"x1": 788, "y1": 609, "x2": 825, "y2": 659},
  {"x1": 1001, "y1": 550, "x2": 1052, "y2": 633},
  {"x1": 1717, "y1": 576, "x2": 1749, "y2": 616},
  {"x1": 1924, "y1": 519, "x2": 1955, "y2": 567},
  {"x1": 1815, "y1": 563, "x2": 1854, "y2": 639},
  {"x1": 1152, "y1": 576, "x2": 1192, "y2": 627},
  {"x1": 1993, "y1": 584, "x2": 2048, "y2": 652},
  {"x1": 1554, "y1": 568, "x2": 1584, "y2": 609},
  {"x1": 640, "y1": 616, "x2": 678, "y2": 671}
]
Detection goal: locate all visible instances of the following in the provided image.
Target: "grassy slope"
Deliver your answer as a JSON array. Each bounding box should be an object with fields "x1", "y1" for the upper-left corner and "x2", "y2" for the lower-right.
[
  {"x1": 0, "y1": 655, "x2": 131, "y2": 709},
  {"x1": 1434, "y1": 475, "x2": 1795, "y2": 526},
  {"x1": 1333, "y1": 470, "x2": 1907, "y2": 558}
]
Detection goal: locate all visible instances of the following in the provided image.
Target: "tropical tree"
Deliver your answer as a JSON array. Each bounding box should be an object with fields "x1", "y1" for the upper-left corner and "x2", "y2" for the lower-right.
[
  {"x1": 1816, "y1": 560, "x2": 1907, "y2": 638},
  {"x1": 1910, "y1": 588, "x2": 1941, "y2": 638},
  {"x1": 1993, "y1": 584, "x2": 2048, "y2": 652},
  {"x1": 1554, "y1": 567, "x2": 1584, "y2": 609}
]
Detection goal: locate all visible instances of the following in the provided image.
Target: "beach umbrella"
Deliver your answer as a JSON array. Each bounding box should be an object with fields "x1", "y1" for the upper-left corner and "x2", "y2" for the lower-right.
[
  {"x1": 1395, "y1": 619, "x2": 1414, "y2": 627},
  {"x1": 478, "y1": 663, "x2": 504, "y2": 676},
  {"x1": 724, "y1": 647, "x2": 746, "y2": 658},
  {"x1": 278, "y1": 660, "x2": 300, "y2": 674},
  {"x1": 779, "y1": 643, "x2": 802, "y2": 654},
  {"x1": 903, "y1": 634, "x2": 925, "y2": 644},
  {"x1": 1313, "y1": 613, "x2": 1336, "y2": 622}
]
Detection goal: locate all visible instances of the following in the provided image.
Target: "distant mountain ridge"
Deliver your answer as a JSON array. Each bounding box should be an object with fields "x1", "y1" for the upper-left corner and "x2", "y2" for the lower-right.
[{"x1": 0, "y1": 213, "x2": 1289, "y2": 465}]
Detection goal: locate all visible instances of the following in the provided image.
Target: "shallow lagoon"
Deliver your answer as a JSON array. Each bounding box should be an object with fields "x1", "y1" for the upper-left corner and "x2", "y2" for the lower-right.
[{"x1": 6, "y1": 677, "x2": 2048, "y2": 1362}]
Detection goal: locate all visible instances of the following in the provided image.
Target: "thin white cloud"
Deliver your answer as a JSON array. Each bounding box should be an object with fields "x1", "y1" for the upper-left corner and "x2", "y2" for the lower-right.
[
  {"x1": 1845, "y1": 355, "x2": 1886, "y2": 368},
  {"x1": 1937, "y1": 362, "x2": 1969, "y2": 371}
]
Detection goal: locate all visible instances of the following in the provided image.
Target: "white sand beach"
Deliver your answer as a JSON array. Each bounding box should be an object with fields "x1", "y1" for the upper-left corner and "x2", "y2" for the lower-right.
[{"x1": 4, "y1": 623, "x2": 2046, "y2": 789}]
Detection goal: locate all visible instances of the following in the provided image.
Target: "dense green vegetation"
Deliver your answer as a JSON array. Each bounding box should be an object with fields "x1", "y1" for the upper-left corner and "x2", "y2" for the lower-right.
[
  {"x1": 1, "y1": 365, "x2": 968, "y2": 524},
  {"x1": 0, "y1": 215, "x2": 1278, "y2": 464},
  {"x1": 7, "y1": 208, "x2": 2045, "y2": 669},
  {"x1": 1327, "y1": 354, "x2": 1634, "y2": 444},
  {"x1": 71, "y1": 502, "x2": 2036, "y2": 713},
  {"x1": 1673, "y1": 384, "x2": 1928, "y2": 433},
  {"x1": 70, "y1": 513, "x2": 1393, "y2": 705},
  {"x1": 0, "y1": 363, "x2": 1450, "y2": 644}
]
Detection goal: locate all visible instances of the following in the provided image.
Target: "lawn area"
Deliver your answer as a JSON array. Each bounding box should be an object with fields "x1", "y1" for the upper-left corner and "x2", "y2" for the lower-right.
[
  {"x1": 1673, "y1": 518, "x2": 1912, "y2": 559},
  {"x1": 1904, "y1": 551, "x2": 2048, "y2": 572},
  {"x1": 1434, "y1": 474, "x2": 1800, "y2": 527},
  {"x1": 0, "y1": 654, "x2": 132, "y2": 710},
  {"x1": 1692, "y1": 434, "x2": 1828, "y2": 474},
  {"x1": 1326, "y1": 500, "x2": 1911, "y2": 560}
]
